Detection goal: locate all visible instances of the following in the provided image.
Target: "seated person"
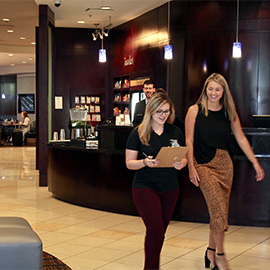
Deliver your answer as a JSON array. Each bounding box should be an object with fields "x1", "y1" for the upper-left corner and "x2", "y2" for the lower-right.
[{"x1": 19, "y1": 111, "x2": 31, "y2": 143}]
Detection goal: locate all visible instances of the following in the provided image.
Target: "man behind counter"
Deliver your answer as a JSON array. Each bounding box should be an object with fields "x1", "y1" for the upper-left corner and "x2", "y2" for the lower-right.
[{"x1": 133, "y1": 79, "x2": 156, "y2": 126}]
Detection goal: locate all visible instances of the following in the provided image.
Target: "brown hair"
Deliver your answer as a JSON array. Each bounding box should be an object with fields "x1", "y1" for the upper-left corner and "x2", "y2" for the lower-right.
[{"x1": 21, "y1": 111, "x2": 28, "y2": 118}]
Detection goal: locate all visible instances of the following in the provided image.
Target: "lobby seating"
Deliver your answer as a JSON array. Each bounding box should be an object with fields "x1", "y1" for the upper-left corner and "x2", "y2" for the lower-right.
[
  {"x1": 0, "y1": 217, "x2": 42, "y2": 270},
  {"x1": 24, "y1": 120, "x2": 36, "y2": 145}
]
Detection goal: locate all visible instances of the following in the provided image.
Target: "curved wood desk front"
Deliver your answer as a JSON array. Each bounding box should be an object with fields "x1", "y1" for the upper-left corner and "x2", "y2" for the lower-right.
[{"x1": 47, "y1": 142, "x2": 270, "y2": 227}]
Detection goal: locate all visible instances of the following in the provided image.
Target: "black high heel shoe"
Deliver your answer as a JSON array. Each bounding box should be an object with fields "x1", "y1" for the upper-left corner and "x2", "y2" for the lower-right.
[{"x1": 204, "y1": 247, "x2": 218, "y2": 269}]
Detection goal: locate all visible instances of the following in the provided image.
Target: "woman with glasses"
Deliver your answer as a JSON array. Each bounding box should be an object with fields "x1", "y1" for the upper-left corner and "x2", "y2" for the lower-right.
[
  {"x1": 126, "y1": 91, "x2": 187, "y2": 269},
  {"x1": 185, "y1": 73, "x2": 264, "y2": 270}
]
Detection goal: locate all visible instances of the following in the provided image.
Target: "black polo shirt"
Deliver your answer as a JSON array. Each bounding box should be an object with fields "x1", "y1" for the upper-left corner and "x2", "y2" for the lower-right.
[{"x1": 126, "y1": 123, "x2": 185, "y2": 192}]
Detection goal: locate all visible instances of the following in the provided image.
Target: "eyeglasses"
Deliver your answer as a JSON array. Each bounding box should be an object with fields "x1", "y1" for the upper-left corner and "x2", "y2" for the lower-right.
[{"x1": 156, "y1": 110, "x2": 170, "y2": 116}]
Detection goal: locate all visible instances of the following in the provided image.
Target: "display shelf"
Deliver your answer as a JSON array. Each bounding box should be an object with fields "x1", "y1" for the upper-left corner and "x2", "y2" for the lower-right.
[
  {"x1": 112, "y1": 75, "x2": 130, "y2": 116},
  {"x1": 73, "y1": 94, "x2": 102, "y2": 126},
  {"x1": 112, "y1": 75, "x2": 150, "y2": 118}
]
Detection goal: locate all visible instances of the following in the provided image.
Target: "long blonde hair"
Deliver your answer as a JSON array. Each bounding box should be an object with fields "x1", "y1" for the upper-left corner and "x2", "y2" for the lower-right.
[
  {"x1": 196, "y1": 73, "x2": 237, "y2": 121},
  {"x1": 138, "y1": 91, "x2": 175, "y2": 145}
]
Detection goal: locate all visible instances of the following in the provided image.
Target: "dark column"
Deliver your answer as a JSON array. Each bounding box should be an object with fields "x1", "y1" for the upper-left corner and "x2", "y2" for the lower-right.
[{"x1": 36, "y1": 5, "x2": 55, "y2": 186}]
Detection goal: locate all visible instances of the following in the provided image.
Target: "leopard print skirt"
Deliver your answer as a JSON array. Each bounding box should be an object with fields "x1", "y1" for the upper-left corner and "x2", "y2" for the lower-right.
[{"x1": 195, "y1": 149, "x2": 233, "y2": 233}]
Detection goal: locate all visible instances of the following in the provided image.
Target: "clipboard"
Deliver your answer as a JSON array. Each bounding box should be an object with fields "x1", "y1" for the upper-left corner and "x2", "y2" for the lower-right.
[{"x1": 155, "y1": 146, "x2": 189, "y2": 168}]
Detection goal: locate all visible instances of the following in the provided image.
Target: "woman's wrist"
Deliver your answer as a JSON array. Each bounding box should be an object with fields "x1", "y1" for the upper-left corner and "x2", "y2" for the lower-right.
[
  {"x1": 143, "y1": 158, "x2": 147, "y2": 167},
  {"x1": 188, "y1": 163, "x2": 195, "y2": 170}
]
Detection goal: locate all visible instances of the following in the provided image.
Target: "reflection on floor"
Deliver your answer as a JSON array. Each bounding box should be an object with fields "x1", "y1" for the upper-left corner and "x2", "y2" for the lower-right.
[{"x1": 0, "y1": 146, "x2": 270, "y2": 270}]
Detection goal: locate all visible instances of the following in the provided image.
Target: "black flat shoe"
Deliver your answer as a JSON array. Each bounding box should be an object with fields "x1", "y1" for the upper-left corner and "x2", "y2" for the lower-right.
[{"x1": 205, "y1": 247, "x2": 217, "y2": 269}]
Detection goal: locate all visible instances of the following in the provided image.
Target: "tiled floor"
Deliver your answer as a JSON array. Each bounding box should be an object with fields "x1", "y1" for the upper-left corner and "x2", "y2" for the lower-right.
[{"x1": 0, "y1": 146, "x2": 270, "y2": 270}]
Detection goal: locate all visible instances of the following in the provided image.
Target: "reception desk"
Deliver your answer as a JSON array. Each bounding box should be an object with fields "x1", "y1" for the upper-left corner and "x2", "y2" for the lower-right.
[{"x1": 47, "y1": 126, "x2": 270, "y2": 227}]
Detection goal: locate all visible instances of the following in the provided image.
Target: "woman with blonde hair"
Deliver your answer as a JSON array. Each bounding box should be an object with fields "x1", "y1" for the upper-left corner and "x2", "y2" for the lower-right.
[
  {"x1": 185, "y1": 73, "x2": 264, "y2": 270},
  {"x1": 126, "y1": 91, "x2": 187, "y2": 269}
]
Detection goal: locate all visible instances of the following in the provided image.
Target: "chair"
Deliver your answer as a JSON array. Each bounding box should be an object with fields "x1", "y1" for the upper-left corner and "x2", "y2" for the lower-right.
[
  {"x1": 0, "y1": 217, "x2": 43, "y2": 269},
  {"x1": 24, "y1": 120, "x2": 36, "y2": 145}
]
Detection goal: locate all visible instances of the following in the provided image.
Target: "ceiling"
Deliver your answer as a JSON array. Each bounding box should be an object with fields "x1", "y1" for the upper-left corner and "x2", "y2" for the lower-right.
[{"x1": 0, "y1": 0, "x2": 169, "y2": 72}]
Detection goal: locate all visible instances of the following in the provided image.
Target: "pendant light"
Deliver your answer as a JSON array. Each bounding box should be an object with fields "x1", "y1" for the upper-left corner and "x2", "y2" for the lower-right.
[
  {"x1": 164, "y1": 1, "x2": 173, "y2": 60},
  {"x1": 99, "y1": 1, "x2": 107, "y2": 63},
  {"x1": 232, "y1": 0, "x2": 241, "y2": 58},
  {"x1": 99, "y1": 38, "x2": 107, "y2": 63}
]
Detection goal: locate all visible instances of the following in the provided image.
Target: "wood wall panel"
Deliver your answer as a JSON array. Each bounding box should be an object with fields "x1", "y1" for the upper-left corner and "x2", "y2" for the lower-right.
[
  {"x1": 258, "y1": 32, "x2": 270, "y2": 115},
  {"x1": 188, "y1": 1, "x2": 235, "y2": 23},
  {"x1": 53, "y1": 28, "x2": 108, "y2": 136},
  {"x1": 108, "y1": 4, "x2": 168, "y2": 115}
]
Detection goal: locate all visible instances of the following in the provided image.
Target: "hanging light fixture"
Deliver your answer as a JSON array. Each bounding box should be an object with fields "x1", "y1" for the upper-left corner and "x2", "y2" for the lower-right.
[
  {"x1": 99, "y1": 3, "x2": 107, "y2": 63},
  {"x1": 99, "y1": 38, "x2": 107, "y2": 62},
  {"x1": 92, "y1": 17, "x2": 111, "y2": 41},
  {"x1": 92, "y1": 23, "x2": 99, "y2": 41},
  {"x1": 164, "y1": 45, "x2": 173, "y2": 60},
  {"x1": 232, "y1": 0, "x2": 241, "y2": 58},
  {"x1": 164, "y1": 1, "x2": 173, "y2": 60}
]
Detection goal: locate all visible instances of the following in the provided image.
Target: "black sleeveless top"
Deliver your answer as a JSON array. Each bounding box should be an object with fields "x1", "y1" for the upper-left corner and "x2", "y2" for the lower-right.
[{"x1": 194, "y1": 104, "x2": 231, "y2": 164}]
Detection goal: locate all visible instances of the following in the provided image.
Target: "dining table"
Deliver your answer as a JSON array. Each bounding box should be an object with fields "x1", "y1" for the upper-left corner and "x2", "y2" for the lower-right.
[{"x1": 0, "y1": 121, "x2": 21, "y2": 142}]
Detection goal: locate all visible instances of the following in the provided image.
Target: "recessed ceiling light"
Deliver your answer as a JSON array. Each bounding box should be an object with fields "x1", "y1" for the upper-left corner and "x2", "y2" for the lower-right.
[
  {"x1": 3, "y1": 18, "x2": 10, "y2": 22},
  {"x1": 7, "y1": 30, "x2": 14, "y2": 33},
  {"x1": 101, "y1": 6, "x2": 111, "y2": 10},
  {"x1": 77, "y1": 21, "x2": 85, "y2": 24},
  {"x1": 8, "y1": 54, "x2": 13, "y2": 57},
  {"x1": 31, "y1": 42, "x2": 36, "y2": 45},
  {"x1": 22, "y1": 61, "x2": 26, "y2": 64},
  {"x1": 10, "y1": 64, "x2": 15, "y2": 66},
  {"x1": 20, "y1": 37, "x2": 26, "y2": 40},
  {"x1": 28, "y1": 57, "x2": 33, "y2": 61}
]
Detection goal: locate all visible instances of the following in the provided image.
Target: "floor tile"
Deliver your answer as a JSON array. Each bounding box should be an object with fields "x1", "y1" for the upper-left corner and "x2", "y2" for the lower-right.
[
  {"x1": 243, "y1": 238, "x2": 270, "y2": 259},
  {"x1": 77, "y1": 247, "x2": 133, "y2": 262},
  {"x1": 229, "y1": 254, "x2": 270, "y2": 269}
]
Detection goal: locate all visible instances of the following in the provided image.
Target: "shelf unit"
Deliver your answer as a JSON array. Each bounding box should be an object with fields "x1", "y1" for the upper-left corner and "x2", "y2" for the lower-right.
[
  {"x1": 112, "y1": 76, "x2": 150, "y2": 119},
  {"x1": 73, "y1": 94, "x2": 102, "y2": 127},
  {"x1": 113, "y1": 75, "x2": 130, "y2": 116}
]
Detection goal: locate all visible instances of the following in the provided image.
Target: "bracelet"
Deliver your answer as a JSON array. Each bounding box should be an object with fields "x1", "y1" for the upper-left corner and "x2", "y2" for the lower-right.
[{"x1": 143, "y1": 158, "x2": 147, "y2": 166}]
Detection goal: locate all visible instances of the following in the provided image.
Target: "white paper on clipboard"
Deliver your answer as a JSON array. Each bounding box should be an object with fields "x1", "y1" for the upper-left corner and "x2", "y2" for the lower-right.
[{"x1": 155, "y1": 146, "x2": 189, "y2": 168}]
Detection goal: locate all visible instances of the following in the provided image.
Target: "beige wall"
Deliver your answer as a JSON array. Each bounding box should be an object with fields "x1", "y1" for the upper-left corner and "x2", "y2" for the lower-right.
[{"x1": 16, "y1": 73, "x2": 36, "y2": 122}]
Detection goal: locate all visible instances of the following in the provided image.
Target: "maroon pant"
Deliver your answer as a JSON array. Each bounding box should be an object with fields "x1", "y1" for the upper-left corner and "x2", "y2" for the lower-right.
[{"x1": 132, "y1": 188, "x2": 179, "y2": 270}]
